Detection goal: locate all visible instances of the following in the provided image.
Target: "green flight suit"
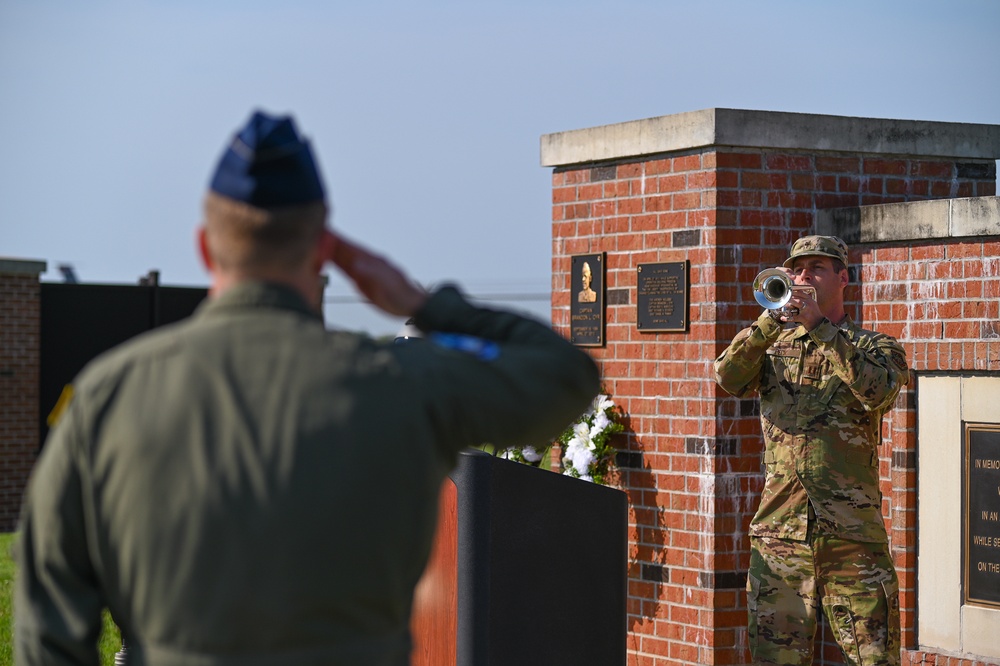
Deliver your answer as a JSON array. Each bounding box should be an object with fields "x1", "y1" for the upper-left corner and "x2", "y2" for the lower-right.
[
  {"x1": 715, "y1": 311, "x2": 909, "y2": 665},
  {"x1": 16, "y1": 282, "x2": 600, "y2": 666}
]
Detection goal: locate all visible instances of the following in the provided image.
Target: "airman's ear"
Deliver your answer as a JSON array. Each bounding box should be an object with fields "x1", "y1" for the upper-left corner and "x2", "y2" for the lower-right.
[
  {"x1": 197, "y1": 227, "x2": 214, "y2": 272},
  {"x1": 314, "y1": 228, "x2": 337, "y2": 273}
]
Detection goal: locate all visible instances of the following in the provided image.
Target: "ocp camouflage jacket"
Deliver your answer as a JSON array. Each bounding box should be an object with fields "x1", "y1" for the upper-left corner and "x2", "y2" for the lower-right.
[{"x1": 714, "y1": 312, "x2": 909, "y2": 542}]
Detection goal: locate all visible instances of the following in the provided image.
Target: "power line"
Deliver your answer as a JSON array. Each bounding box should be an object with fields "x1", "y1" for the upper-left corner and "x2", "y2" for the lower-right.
[{"x1": 324, "y1": 292, "x2": 550, "y2": 305}]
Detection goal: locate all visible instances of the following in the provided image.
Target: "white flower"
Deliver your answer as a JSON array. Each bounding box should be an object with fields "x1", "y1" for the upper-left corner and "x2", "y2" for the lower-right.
[
  {"x1": 521, "y1": 446, "x2": 542, "y2": 463},
  {"x1": 570, "y1": 442, "x2": 594, "y2": 475},
  {"x1": 590, "y1": 411, "x2": 610, "y2": 440},
  {"x1": 554, "y1": 392, "x2": 624, "y2": 484}
]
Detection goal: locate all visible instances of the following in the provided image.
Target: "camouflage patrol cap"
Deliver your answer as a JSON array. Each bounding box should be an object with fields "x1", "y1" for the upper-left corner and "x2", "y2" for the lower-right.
[{"x1": 782, "y1": 235, "x2": 849, "y2": 268}]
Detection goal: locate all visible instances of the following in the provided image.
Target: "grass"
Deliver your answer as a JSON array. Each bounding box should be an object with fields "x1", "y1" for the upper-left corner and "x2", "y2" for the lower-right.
[{"x1": 1, "y1": 532, "x2": 122, "y2": 665}]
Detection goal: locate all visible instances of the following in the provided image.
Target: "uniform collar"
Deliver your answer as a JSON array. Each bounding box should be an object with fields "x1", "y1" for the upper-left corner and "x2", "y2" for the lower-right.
[
  {"x1": 833, "y1": 313, "x2": 856, "y2": 330},
  {"x1": 196, "y1": 281, "x2": 322, "y2": 321}
]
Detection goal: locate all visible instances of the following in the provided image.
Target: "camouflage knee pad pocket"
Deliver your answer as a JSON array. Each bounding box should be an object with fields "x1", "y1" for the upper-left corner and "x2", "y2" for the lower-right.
[{"x1": 822, "y1": 577, "x2": 899, "y2": 666}]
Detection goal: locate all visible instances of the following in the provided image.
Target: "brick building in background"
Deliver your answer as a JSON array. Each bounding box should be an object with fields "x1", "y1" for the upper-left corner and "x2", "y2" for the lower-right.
[
  {"x1": 0, "y1": 259, "x2": 46, "y2": 531},
  {"x1": 542, "y1": 109, "x2": 1000, "y2": 665},
  {"x1": 0, "y1": 266, "x2": 205, "y2": 532}
]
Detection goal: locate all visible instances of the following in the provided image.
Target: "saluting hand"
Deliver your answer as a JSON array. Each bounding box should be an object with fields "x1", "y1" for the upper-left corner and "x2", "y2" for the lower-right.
[{"x1": 324, "y1": 230, "x2": 429, "y2": 317}]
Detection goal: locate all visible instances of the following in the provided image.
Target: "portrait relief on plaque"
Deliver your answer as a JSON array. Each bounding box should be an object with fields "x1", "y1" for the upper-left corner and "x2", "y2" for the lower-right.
[
  {"x1": 578, "y1": 261, "x2": 597, "y2": 303},
  {"x1": 569, "y1": 253, "x2": 605, "y2": 347}
]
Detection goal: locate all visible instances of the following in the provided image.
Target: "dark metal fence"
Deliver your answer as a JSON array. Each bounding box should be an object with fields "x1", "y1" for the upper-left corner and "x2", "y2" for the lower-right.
[{"x1": 39, "y1": 282, "x2": 207, "y2": 448}]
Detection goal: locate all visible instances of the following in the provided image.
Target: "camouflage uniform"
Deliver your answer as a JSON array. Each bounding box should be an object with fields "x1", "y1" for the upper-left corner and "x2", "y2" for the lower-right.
[{"x1": 714, "y1": 237, "x2": 909, "y2": 665}]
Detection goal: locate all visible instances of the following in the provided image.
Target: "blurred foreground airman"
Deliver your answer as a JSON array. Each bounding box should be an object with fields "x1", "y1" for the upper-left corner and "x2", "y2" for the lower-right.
[{"x1": 16, "y1": 111, "x2": 600, "y2": 666}]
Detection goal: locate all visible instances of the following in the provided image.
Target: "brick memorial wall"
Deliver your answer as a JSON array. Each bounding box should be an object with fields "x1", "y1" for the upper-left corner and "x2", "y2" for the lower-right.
[{"x1": 542, "y1": 109, "x2": 1000, "y2": 665}]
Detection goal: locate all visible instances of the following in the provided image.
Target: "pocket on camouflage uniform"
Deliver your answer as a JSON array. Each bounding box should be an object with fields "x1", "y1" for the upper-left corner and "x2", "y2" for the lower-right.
[
  {"x1": 747, "y1": 572, "x2": 761, "y2": 652},
  {"x1": 818, "y1": 375, "x2": 842, "y2": 405},
  {"x1": 882, "y1": 577, "x2": 900, "y2": 663},
  {"x1": 823, "y1": 594, "x2": 860, "y2": 664},
  {"x1": 822, "y1": 586, "x2": 898, "y2": 666}
]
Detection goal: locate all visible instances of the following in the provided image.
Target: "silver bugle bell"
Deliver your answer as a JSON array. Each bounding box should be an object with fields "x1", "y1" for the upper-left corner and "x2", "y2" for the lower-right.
[{"x1": 753, "y1": 268, "x2": 793, "y2": 310}]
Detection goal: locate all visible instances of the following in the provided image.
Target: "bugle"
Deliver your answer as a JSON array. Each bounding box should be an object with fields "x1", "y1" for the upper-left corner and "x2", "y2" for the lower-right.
[{"x1": 752, "y1": 268, "x2": 815, "y2": 317}]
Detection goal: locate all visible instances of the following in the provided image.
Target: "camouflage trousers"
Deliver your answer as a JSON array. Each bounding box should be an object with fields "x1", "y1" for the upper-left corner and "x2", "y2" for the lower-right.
[{"x1": 747, "y1": 534, "x2": 900, "y2": 666}]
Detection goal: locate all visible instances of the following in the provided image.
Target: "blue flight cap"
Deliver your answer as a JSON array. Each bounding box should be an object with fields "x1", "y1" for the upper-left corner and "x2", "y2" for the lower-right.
[{"x1": 209, "y1": 110, "x2": 325, "y2": 207}]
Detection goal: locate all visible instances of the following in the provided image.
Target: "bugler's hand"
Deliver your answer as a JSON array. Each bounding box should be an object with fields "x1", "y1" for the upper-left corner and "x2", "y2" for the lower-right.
[{"x1": 787, "y1": 291, "x2": 823, "y2": 331}]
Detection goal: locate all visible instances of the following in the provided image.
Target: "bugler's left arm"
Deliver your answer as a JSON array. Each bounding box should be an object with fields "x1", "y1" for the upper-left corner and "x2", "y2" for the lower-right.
[{"x1": 809, "y1": 320, "x2": 910, "y2": 413}]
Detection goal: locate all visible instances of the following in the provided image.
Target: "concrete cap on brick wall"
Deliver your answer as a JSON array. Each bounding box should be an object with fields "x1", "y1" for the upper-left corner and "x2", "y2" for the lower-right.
[
  {"x1": 817, "y1": 196, "x2": 1000, "y2": 244},
  {"x1": 0, "y1": 258, "x2": 47, "y2": 276},
  {"x1": 540, "y1": 108, "x2": 1000, "y2": 167}
]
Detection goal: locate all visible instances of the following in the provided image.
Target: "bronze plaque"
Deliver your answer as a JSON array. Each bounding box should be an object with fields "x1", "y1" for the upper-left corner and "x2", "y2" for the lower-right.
[
  {"x1": 570, "y1": 253, "x2": 604, "y2": 347},
  {"x1": 964, "y1": 423, "x2": 1000, "y2": 608},
  {"x1": 636, "y1": 261, "x2": 688, "y2": 333}
]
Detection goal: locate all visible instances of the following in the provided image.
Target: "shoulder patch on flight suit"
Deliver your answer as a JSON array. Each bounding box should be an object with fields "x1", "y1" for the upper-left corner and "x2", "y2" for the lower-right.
[
  {"x1": 47, "y1": 384, "x2": 74, "y2": 427},
  {"x1": 429, "y1": 333, "x2": 500, "y2": 361}
]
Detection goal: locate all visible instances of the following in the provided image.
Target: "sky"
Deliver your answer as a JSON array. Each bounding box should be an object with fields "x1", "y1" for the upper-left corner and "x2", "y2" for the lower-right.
[{"x1": 1, "y1": 0, "x2": 998, "y2": 336}]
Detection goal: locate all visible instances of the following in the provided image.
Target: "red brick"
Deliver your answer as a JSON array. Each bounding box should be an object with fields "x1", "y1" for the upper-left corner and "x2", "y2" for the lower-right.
[
  {"x1": 910, "y1": 161, "x2": 953, "y2": 178},
  {"x1": 930, "y1": 180, "x2": 952, "y2": 197},
  {"x1": 839, "y1": 175, "x2": 861, "y2": 192},
  {"x1": 766, "y1": 192, "x2": 813, "y2": 209},
  {"x1": 716, "y1": 169, "x2": 739, "y2": 189},
  {"x1": 816, "y1": 156, "x2": 860, "y2": 173},
  {"x1": 944, "y1": 321, "x2": 978, "y2": 338},
  {"x1": 646, "y1": 158, "x2": 672, "y2": 175},
  {"x1": 619, "y1": 163, "x2": 643, "y2": 178},
  {"x1": 672, "y1": 154, "x2": 701, "y2": 172},
  {"x1": 656, "y1": 174, "x2": 686, "y2": 193},
  {"x1": 617, "y1": 198, "x2": 643, "y2": 215},
  {"x1": 741, "y1": 171, "x2": 788, "y2": 190},
  {"x1": 686, "y1": 170, "x2": 716, "y2": 190},
  {"x1": 645, "y1": 195, "x2": 674, "y2": 213},
  {"x1": 592, "y1": 201, "x2": 615, "y2": 217},
  {"x1": 789, "y1": 173, "x2": 816, "y2": 191},
  {"x1": 578, "y1": 183, "x2": 603, "y2": 200},
  {"x1": 862, "y1": 177, "x2": 885, "y2": 194},
  {"x1": 864, "y1": 158, "x2": 907, "y2": 175},
  {"x1": 766, "y1": 153, "x2": 813, "y2": 171},
  {"x1": 716, "y1": 152, "x2": 762, "y2": 169},
  {"x1": 674, "y1": 192, "x2": 701, "y2": 209},
  {"x1": 552, "y1": 186, "x2": 577, "y2": 203},
  {"x1": 738, "y1": 191, "x2": 763, "y2": 207},
  {"x1": 815, "y1": 193, "x2": 859, "y2": 209}
]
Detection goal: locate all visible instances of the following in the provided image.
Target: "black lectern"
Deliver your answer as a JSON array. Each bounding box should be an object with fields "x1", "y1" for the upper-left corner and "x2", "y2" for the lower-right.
[{"x1": 412, "y1": 449, "x2": 628, "y2": 666}]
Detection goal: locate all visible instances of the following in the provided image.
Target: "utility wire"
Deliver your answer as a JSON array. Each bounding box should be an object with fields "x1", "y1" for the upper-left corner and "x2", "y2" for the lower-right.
[{"x1": 324, "y1": 292, "x2": 550, "y2": 304}]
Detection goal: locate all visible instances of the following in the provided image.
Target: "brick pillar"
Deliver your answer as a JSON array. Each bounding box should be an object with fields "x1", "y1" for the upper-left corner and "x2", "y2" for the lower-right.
[
  {"x1": 1, "y1": 258, "x2": 46, "y2": 532},
  {"x1": 541, "y1": 109, "x2": 1000, "y2": 666}
]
